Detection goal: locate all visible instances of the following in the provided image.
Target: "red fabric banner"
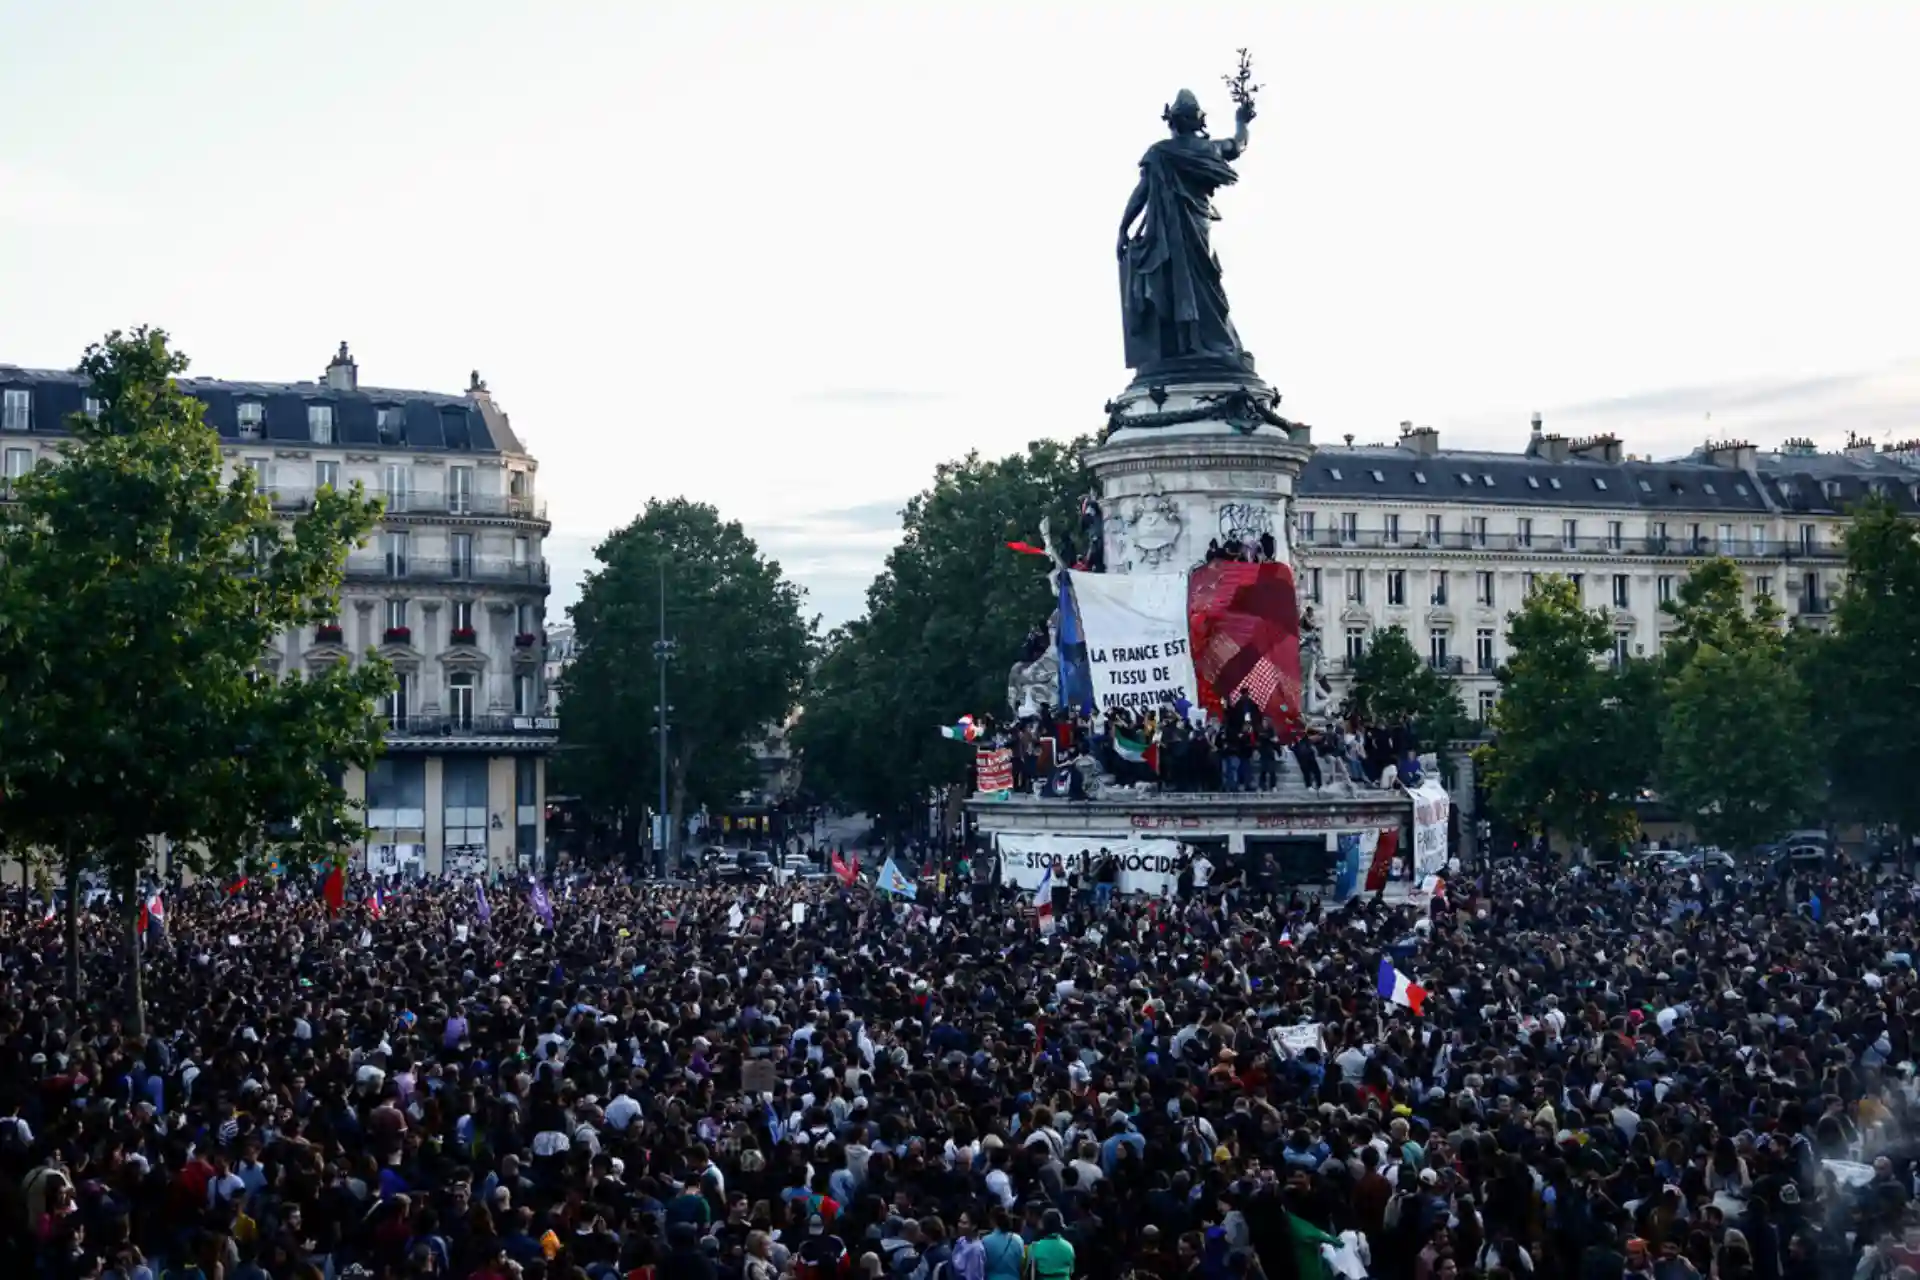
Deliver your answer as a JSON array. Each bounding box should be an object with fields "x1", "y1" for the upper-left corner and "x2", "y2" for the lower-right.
[
  {"x1": 1364, "y1": 829, "x2": 1401, "y2": 893},
  {"x1": 1187, "y1": 561, "x2": 1304, "y2": 730}
]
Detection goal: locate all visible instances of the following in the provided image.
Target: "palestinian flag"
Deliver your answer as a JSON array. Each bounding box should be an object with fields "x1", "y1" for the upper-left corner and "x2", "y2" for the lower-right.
[{"x1": 1114, "y1": 728, "x2": 1158, "y2": 771}]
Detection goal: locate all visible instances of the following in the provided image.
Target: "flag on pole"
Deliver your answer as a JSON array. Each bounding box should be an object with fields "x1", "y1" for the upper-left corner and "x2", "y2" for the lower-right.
[
  {"x1": 937, "y1": 715, "x2": 981, "y2": 742},
  {"x1": 831, "y1": 852, "x2": 858, "y2": 887},
  {"x1": 226, "y1": 877, "x2": 249, "y2": 896},
  {"x1": 529, "y1": 879, "x2": 554, "y2": 929},
  {"x1": 1278, "y1": 925, "x2": 1293, "y2": 948},
  {"x1": 1005, "y1": 541, "x2": 1050, "y2": 557},
  {"x1": 473, "y1": 880, "x2": 492, "y2": 924},
  {"x1": 367, "y1": 886, "x2": 387, "y2": 919},
  {"x1": 877, "y1": 858, "x2": 918, "y2": 900},
  {"x1": 1376, "y1": 957, "x2": 1428, "y2": 1015},
  {"x1": 1034, "y1": 863, "x2": 1056, "y2": 936}
]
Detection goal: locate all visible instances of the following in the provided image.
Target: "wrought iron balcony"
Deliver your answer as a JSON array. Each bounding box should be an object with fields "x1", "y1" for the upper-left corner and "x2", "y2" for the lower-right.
[
  {"x1": 266, "y1": 487, "x2": 548, "y2": 521},
  {"x1": 345, "y1": 557, "x2": 549, "y2": 587},
  {"x1": 382, "y1": 713, "x2": 560, "y2": 740}
]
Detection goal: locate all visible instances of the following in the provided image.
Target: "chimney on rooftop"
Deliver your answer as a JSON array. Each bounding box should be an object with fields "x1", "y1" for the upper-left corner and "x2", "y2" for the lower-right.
[
  {"x1": 324, "y1": 342, "x2": 358, "y2": 393},
  {"x1": 1399, "y1": 422, "x2": 1440, "y2": 456},
  {"x1": 1703, "y1": 439, "x2": 1758, "y2": 471}
]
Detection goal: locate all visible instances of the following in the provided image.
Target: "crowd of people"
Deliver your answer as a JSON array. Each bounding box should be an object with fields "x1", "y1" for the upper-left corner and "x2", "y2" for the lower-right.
[
  {"x1": 995, "y1": 694, "x2": 1425, "y2": 799},
  {"x1": 5, "y1": 844, "x2": 1919, "y2": 1280}
]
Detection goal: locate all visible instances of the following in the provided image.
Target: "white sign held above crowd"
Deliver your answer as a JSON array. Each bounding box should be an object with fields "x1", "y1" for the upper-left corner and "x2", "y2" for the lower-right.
[{"x1": 1406, "y1": 777, "x2": 1451, "y2": 879}]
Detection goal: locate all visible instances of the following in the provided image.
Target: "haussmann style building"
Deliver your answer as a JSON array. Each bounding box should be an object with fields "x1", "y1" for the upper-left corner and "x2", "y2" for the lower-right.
[{"x1": 0, "y1": 342, "x2": 556, "y2": 878}]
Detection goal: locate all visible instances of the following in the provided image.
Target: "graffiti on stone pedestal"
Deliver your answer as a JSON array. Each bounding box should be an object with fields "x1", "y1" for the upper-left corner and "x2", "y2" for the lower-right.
[{"x1": 1217, "y1": 501, "x2": 1274, "y2": 547}]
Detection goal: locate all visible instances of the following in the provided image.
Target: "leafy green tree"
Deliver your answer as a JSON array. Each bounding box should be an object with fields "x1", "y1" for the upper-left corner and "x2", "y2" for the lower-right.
[
  {"x1": 559, "y1": 499, "x2": 813, "y2": 868},
  {"x1": 1344, "y1": 625, "x2": 1472, "y2": 764},
  {"x1": 1806, "y1": 496, "x2": 1920, "y2": 846},
  {"x1": 792, "y1": 440, "x2": 1092, "y2": 821},
  {"x1": 0, "y1": 328, "x2": 391, "y2": 1031},
  {"x1": 1652, "y1": 558, "x2": 1815, "y2": 851},
  {"x1": 1478, "y1": 575, "x2": 1656, "y2": 852}
]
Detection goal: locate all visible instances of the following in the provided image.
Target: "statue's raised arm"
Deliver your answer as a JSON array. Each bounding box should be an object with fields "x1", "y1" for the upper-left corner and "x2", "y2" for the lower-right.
[{"x1": 1116, "y1": 53, "x2": 1264, "y2": 381}]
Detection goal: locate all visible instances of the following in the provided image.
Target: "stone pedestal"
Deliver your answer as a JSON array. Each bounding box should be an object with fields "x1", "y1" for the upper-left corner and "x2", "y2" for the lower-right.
[{"x1": 1090, "y1": 377, "x2": 1313, "y2": 574}]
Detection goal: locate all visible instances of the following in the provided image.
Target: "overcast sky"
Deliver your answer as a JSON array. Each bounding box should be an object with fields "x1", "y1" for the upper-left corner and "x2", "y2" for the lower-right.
[{"x1": 4, "y1": 2, "x2": 1918, "y2": 627}]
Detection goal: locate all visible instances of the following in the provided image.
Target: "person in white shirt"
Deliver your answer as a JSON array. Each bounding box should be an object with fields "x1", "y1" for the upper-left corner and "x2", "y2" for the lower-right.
[{"x1": 1191, "y1": 854, "x2": 1215, "y2": 891}]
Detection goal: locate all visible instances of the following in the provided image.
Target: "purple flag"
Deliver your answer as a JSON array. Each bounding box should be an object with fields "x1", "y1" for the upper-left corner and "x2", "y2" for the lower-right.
[
  {"x1": 474, "y1": 880, "x2": 491, "y2": 924},
  {"x1": 529, "y1": 879, "x2": 554, "y2": 929}
]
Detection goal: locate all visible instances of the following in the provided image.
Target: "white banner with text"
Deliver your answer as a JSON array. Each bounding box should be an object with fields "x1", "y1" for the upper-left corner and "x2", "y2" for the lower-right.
[
  {"x1": 1406, "y1": 777, "x2": 1451, "y2": 879},
  {"x1": 992, "y1": 833, "x2": 1184, "y2": 897},
  {"x1": 1069, "y1": 570, "x2": 1199, "y2": 714}
]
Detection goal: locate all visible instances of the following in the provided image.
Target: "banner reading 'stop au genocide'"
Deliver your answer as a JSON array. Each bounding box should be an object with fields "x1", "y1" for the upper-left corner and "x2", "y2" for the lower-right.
[{"x1": 1068, "y1": 570, "x2": 1199, "y2": 713}]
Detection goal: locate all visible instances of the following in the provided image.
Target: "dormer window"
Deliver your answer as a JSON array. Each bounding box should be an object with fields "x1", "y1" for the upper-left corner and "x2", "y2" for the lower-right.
[
  {"x1": 1526, "y1": 476, "x2": 1539, "y2": 489},
  {"x1": 377, "y1": 406, "x2": 405, "y2": 444},
  {"x1": 1594, "y1": 478, "x2": 1609, "y2": 491},
  {"x1": 1549, "y1": 477, "x2": 1562, "y2": 490},
  {"x1": 1370, "y1": 470, "x2": 1384, "y2": 483},
  {"x1": 1639, "y1": 480, "x2": 1652, "y2": 493},
  {"x1": 1327, "y1": 467, "x2": 1343, "y2": 481},
  {"x1": 1703, "y1": 482, "x2": 1717, "y2": 495},
  {"x1": 237, "y1": 401, "x2": 264, "y2": 440},
  {"x1": 1822, "y1": 480, "x2": 1842, "y2": 501},
  {"x1": 1412, "y1": 471, "x2": 1428, "y2": 485},
  {"x1": 308, "y1": 404, "x2": 334, "y2": 444}
]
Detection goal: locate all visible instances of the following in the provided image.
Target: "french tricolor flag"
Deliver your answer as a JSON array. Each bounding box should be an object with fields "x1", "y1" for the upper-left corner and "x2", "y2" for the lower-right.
[
  {"x1": 368, "y1": 886, "x2": 387, "y2": 919},
  {"x1": 1377, "y1": 957, "x2": 1427, "y2": 1016}
]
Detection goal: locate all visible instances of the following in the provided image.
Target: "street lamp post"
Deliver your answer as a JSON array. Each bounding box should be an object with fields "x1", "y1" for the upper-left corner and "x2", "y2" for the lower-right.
[{"x1": 651, "y1": 555, "x2": 676, "y2": 877}]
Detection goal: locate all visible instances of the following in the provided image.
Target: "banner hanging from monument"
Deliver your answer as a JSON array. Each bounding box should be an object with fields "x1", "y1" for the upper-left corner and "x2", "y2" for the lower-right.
[
  {"x1": 1069, "y1": 571, "x2": 1199, "y2": 714},
  {"x1": 1406, "y1": 777, "x2": 1451, "y2": 879},
  {"x1": 1188, "y1": 560, "x2": 1304, "y2": 730},
  {"x1": 975, "y1": 747, "x2": 1013, "y2": 796},
  {"x1": 992, "y1": 833, "x2": 1183, "y2": 896}
]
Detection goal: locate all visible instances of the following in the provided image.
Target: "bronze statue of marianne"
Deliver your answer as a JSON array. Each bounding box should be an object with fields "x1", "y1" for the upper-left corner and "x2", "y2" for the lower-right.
[{"x1": 1118, "y1": 69, "x2": 1260, "y2": 381}]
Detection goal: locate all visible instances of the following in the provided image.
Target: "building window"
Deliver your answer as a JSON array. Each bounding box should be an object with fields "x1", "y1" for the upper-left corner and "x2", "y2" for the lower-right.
[
  {"x1": 512, "y1": 535, "x2": 531, "y2": 567},
  {"x1": 1431, "y1": 570, "x2": 1449, "y2": 606},
  {"x1": 1470, "y1": 516, "x2": 1487, "y2": 548},
  {"x1": 244, "y1": 457, "x2": 273, "y2": 495},
  {"x1": 1339, "y1": 511, "x2": 1358, "y2": 544},
  {"x1": 1613, "y1": 631, "x2": 1631, "y2": 668},
  {"x1": 82, "y1": 396, "x2": 101, "y2": 420},
  {"x1": 376, "y1": 406, "x2": 406, "y2": 443},
  {"x1": 443, "y1": 756, "x2": 489, "y2": 853},
  {"x1": 1562, "y1": 518, "x2": 1578, "y2": 547},
  {"x1": 1429, "y1": 629, "x2": 1450, "y2": 668},
  {"x1": 1755, "y1": 575, "x2": 1773, "y2": 598},
  {"x1": 1475, "y1": 571, "x2": 1495, "y2": 606},
  {"x1": 1687, "y1": 522, "x2": 1704, "y2": 550},
  {"x1": 1800, "y1": 523, "x2": 1816, "y2": 554},
  {"x1": 515, "y1": 756, "x2": 540, "y2": 867},
  {"x1": 382, "y1": 531, "x2": 410, "y2": 578},
  {"x1": 448, "y1": 671, "x2": 476, "y2": 730},
  {"x1": 385, "y1": 672, "x2": 411, "y2": 729},
  {"x1": 1524, "y1": 572, "x2": 1537, "y2": 597},
  {"x1": 1750, "y1": 523, "x2": 1766, "y2": 554},
  {"x1": 307, "y1": 404, "x2": 334, "y2": 444},
  {"x1": 449, "y1": 532, "x2": 473, "y2": 580},
  {"x1": 509, "y1": 470, "x2": 528, "y2": 498},
  {"x1": 1386, "y1": 570, "x2": 1406, "y2": 606},
  {"x1": 1651, "y1": 520, "x2": 1669, "y2": 547},
  {"x1": 1607, "y1": 520, "x2": 1623, "y2": 551},
  {"x1": 1717, "y1": 523, "x2": 1733, "y2": 552},
  {"x1": 1477, "y1": 688, "x2": 1497, "y2": 722},
  {"x1": 365, "y1": 756, "x2": 426, "y2": 829},
  {"x1": 236, "y1": 401, "x2": 263, "y2": 439},
  {"x1": 386, "y1": 597, "x2": 409, "y2": 632},
  {"x1": 1299, "y1": 511, "x2": 1315, "y2": 543},
  {"x1": 1612, "y1": 574, "x2": 1630, "y2": 608},
  {"x1": 1344, "y1": 569, "x2": 1365, "y2": 604},
  {"x1": 3, "y1": 446, "x2": 32, "y2": 494},
  {"x1": 1571, "y1": 573, "x2": 1584, "y2": 599},
  {"x1": 1424, "y1": 514, "x2": 1442, "y2": 543},
  {"x1": 515, "y1": 601, "x2": 539, "y2": 636},
  {"x1": 1475, "y1": 628, "x2": 1495, "y2": 672},
  {"x1": 1383, "y1": 513, "x2": 1401, "y2": 545},
  {"x1": 1657, "y1": 575, "x2": 1674, "y2": 604},
  {"x1": 451, "y1": 599, "x2": 474, "y2": 633},
  {"x1": 384, "y1": 464, "x2": 413, "y2": 514},
  {"x1": 315, "y1": 459, "x2": 339, "y2": 491},
  {"x1": 1305, "y1": 567, "x2": 1322, "y2": 604},
  {"x1": 1516, "y1": 517, "x2": 1533, "y2": 548},
  {"x1": 1345, "y1": 628, "x2": 1366, "y2": 664},
  {"x1": 449, "y1": 465, "x2": 474, "y2": 515},
  {"x1": 514, "y1": 673, "x2": 536, "y2": 716}
]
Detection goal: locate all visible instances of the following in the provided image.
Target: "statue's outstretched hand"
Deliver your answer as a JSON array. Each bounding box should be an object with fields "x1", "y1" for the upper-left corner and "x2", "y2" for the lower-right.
[{"x1": 1236, "y1": 102, "x2": 1257, "y2": 124}]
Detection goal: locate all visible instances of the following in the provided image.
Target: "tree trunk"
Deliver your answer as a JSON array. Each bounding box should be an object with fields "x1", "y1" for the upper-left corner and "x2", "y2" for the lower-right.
[
  {"x1": 115, "y1": 849, "x2": 145, "y2": 1038},
  {"x1": 63, "y1": 842, "x2": 82, "y2": 1003}
]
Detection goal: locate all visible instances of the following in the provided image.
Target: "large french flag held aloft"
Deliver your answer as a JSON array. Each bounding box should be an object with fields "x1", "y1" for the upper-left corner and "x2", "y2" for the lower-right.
[{"x1": 1376, "y1": 958, "x2": 1427, "y2": 1016}]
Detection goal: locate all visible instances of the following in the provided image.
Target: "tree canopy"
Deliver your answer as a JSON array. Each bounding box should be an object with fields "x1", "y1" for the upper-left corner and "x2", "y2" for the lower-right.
[
  {"x1": 1477, "y1": 575, "x2": 1656, "y2": 851},
  {"x1": 0, "y1": 327, "x2": 391, "y2": 1029},
  {"x1": 1343, "y1": 625, "x2": 1472, "y2": 762},
  {"x1": 792, "y1": 440, "x2": 1092, "y2": 820},
  {"x1": 558, "y1": 499, "x2": 813, "y2": 865}
]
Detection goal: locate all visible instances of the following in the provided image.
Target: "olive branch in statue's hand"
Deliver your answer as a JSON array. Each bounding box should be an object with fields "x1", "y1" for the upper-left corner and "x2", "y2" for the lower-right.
[{"x1": 1224, "y1": 48, "x2": 1261, "y2": 122}]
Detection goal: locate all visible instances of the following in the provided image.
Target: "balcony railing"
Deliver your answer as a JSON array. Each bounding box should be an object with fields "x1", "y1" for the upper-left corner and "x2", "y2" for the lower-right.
[
  {"x1": 266, "y1": 487, "x2": 548, "y2": 521},
  {"x1": 1428, "y1": 655, "x2": 1466, "y2": 675},
  {"x1": 346, "y1": 557, "x2": 549, "y2": 587},
  {"x1": 1302, "y1": 530, "x2": 1843, "y2": 558},
  {"x1": 383, "y1": 713, "x2": 560, "y2": 739},
  {"x1": 1798, "y1": 595, "x2": 1832, "y2": 615}
]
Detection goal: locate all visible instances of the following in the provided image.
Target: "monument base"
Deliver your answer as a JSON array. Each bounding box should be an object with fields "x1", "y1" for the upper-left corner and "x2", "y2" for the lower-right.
[{"x1": 968, "y1": 786, "x2": 1412, "y2": 890}]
